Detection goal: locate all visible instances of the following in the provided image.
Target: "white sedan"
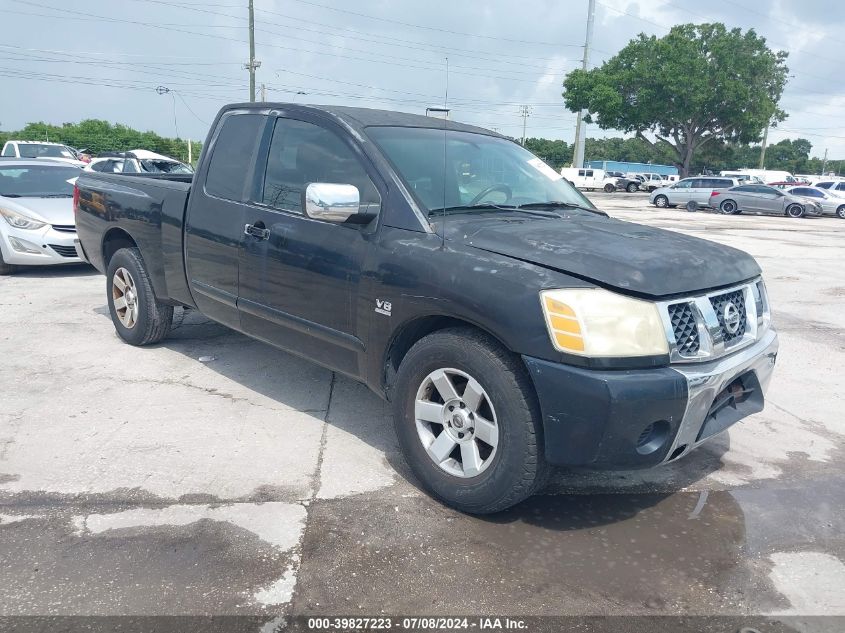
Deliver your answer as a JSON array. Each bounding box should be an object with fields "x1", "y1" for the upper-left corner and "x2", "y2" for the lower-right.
[
  {"x1": 786, "y1": 186, "x2": 845, "y2": 219},
  {"x1": 0, "y1": 159, "x2": 84, "y2": 274}
]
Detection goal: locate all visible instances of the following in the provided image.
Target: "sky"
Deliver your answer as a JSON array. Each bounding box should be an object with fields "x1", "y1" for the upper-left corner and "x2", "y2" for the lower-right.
[{"x1": 1, "y1": 0, "x2": 843, "y2": 159}]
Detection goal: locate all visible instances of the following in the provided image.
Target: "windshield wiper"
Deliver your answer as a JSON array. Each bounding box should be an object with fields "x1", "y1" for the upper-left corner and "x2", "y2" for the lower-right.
[
  {"x1": 1, "y1": 194, "x2": 22, "y2": 198},
  {"x1": 40, "y1": 194, "x2": 73, "y2": 198},
  {"x1": 428, "y1": 203, "x2": 517, "y2": 215},
  {"x1": 517, "y1": 201, "x2": 608, "y2": 217}
]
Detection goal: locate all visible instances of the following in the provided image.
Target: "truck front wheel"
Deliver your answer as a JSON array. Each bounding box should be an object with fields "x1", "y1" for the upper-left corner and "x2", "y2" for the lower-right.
[
  {"x1": 391, "y1": 327, "x2": 547, "y2": 514},
  {"x1": 106, "y1": 247, "x2": 173, "y2": 346}
]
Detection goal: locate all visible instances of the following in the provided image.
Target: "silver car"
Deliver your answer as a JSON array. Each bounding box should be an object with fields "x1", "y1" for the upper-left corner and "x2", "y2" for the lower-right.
[
  {"x1": 709, "y1": 184, "x2": 823, "y2": 218},
  {"x1": 650, "y1": 176, "x2": 739, "y2": 209},
  {"x1": 786, "y1": 186, "x2": 845, "y2": 219},
  {"x1": 0, "y1": 158, "x2": 83, "y2": 274}
]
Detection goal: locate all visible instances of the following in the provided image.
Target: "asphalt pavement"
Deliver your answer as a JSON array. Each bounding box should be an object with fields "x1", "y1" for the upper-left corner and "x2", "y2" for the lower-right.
[{"x1": 1, "y1": 192, "x2": 843, "y2": 631}]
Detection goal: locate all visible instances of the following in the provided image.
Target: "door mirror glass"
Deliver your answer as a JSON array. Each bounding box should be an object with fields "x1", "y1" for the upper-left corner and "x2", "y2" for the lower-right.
[{"x1": 304, "y1": 182, "x2": 374, "y2": 223}]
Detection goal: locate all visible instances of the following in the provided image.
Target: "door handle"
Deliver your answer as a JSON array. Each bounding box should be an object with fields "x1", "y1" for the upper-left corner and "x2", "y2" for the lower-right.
[{"x1": 244, "y1": 223, "x2": 270, "y2": 240}]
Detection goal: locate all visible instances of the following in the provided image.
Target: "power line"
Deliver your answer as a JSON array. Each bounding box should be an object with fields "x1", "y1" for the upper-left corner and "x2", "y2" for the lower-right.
[
  {"x1": 11, "y1": 2, "x2": 562, "y2": 84},
  {"x1": 283, "y1": 0, "x2": 583, "y2": 48}
]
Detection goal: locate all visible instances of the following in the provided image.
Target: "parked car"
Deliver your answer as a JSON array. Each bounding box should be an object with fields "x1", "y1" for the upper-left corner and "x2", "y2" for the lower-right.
[
  {"x1": 650, "y1": 176, "x2": 739, "y2": 209},
  {"x1": 1, "y1": 141, "x2": 86, "y2": 167},
  {"x1": 709, "y1": 184, "x2": 823, "y2": 218},
  {"x1": 85, "y1": 150, "x2": 193, "y2": 175},
  {"x1": 75, "y1": 103, "x2": 778, "y2": 513},
  {"x1": 632, "y1": 172, "x2": 669, "y2": 192},
  {"x1": 604, "y1": 171, "x2": 641, "y2": 193},
  {"x1": 785, "y1": 186, "x2": 845, "y2": 218},
  {"x1": 0, "y1": 159, "x2": 84, "y2": 274},
  {"x1": 812, "y1": 179, "x2": 845, "y2": 194}
]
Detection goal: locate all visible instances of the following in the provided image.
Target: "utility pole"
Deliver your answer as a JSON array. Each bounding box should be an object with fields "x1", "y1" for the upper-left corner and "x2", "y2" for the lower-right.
[
  {"x1": 571, "y1": 0, "x2": 596, "y2": 168},
  {"x1": 187, "y1": 139, "x2": 192, "y2": 165},
  {"x1": 758, "y1": 122, "x2": 769, "y2": 169},
  {"x1": 260, "y1": 83, "x2": 267, "y2": 101},
  {"x1": 821, "y1": 148, "x2": 829, "y2": 175},
  {"x1": 519, "y1": 105, "x2": 532, "y2": 146},
  {"x1": 244, "y1": 0, "x2": 261, "y2": 102}
]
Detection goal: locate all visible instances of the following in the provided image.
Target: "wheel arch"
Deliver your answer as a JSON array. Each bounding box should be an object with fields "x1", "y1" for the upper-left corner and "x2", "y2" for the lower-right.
[
  {"x1": 381, "y1": 314, "x2": 512, "y2": 399},
  {"x1": 101, "y1": 228, "x2": 139, "y2": 268}
]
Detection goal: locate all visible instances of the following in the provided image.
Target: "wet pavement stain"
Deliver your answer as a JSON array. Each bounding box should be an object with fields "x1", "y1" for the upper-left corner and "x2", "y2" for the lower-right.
[{"x1": 292, "y1": 483, "x2": 845, "y2": 618}]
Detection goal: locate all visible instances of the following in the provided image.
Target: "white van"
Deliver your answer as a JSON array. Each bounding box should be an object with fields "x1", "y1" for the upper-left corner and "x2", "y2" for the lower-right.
[
  {"x1": 560, "y1": 167, "x2": 617, "y2": 192},
  {"x1": 719, "y1": 169, "x2": 795, "y2": 184}
]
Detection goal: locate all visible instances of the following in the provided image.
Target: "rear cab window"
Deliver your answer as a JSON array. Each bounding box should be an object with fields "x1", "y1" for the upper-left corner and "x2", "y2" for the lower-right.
[{"x1": 204, "y1": 113, "x2": 266, "y2": 202}]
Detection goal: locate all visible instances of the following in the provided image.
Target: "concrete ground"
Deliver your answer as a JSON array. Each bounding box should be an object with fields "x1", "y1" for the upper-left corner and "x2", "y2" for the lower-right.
[{"x1": 1, "y1": 193, "x2": 844, "y2": 630}]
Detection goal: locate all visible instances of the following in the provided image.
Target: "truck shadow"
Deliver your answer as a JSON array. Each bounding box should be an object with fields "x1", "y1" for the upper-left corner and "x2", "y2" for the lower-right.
[{"x1": 98, "y1": 306, "x2": 731, "y2": 530}]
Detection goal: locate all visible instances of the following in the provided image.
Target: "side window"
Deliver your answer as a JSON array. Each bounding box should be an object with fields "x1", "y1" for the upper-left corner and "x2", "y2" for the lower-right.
[
  {"x1": 123, "y1": 160, "x2": 138, "y2": 173},
  {"x1": 577, "y1": 169, "x2": 586, "y2": 177},
  {"x1": 689, "y1": 179, "x2": 706, "y2": 188},
  {"x1": 733, "y1": 185, "x2": 754, "y2": 192},
  {"x1": 836, "y1": 183, "x2": 845, "y2": 191},
  {"x1": 262, "y1": 118, "x2": 380, "y2": 213},
  {"x1": 585, "y1": 170, "x2": 593, "y2": 177},
  {"x1": 816, "y1": 182, "x2": 832, "y2": 189},
  {"x1": 205, "y1": 113, "x2": 265, "y2": 202},
  {"x1": 674, "y1": 179, "x2": 692, "y2": 189},
  {"x1": 1, "y1": 144, "x2": 14, "y2": 157}
]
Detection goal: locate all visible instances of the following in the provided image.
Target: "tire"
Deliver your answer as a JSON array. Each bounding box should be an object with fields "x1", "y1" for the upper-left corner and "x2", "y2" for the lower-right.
[
  {"x1": 626, "y1": 182, "x2": 638, "y2": 193},
  {"x1": 603, "y1": 183, "x2": 615, "y2": 193},
  {"x1": 685, "y1": 200, "x2": 698, "y2": 212},
  {"x1": 653, "y1": 195, "x2": 668, "y2": 208},
  {"x1": 836, "y1": 206, "x2": 845, "y2": 219},
  {"x1": 719, "y1": 199, "x2": 738, "y2": 215},
  {"x1": 106, "y1": 247, "x2": 173, "y2": 346},
  {"x1": 0, "y1": 249, "x2": 16, "y2": 275},
  {"x1": 391, "y1": 327, "x2": 547, "y2": 514},
  {"x1": 786, "y1": 204, "x2": 805, "y2": 218}
]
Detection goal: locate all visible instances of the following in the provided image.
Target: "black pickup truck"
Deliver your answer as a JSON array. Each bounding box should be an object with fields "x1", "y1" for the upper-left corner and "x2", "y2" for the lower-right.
[{"x1": 74, "y1": 103, "x2": 778, "y2": 513}]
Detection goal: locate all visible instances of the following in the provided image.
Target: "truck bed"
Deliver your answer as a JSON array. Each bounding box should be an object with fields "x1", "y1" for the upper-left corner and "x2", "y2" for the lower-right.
[{"x1": 75, "y1": 171, "x2": 195, "y2": 307}]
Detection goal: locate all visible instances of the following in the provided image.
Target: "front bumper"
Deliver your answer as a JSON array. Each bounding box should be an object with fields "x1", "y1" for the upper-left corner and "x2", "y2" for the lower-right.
[
  {"x1": 523, "y1": 328, "x2": 778, "y2": 468},
  {"x1": 0, "y1": 224, "x2": 82, "y2": 266}
]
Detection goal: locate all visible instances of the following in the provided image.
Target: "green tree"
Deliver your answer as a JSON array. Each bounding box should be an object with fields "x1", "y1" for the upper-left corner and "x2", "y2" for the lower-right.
[
  {"x1": 524, "y1": 138, "x2": 571, "y2": 169},
  {"x1": 0, "y1": 120, "x2": 201, "y2": 165},
  {"x1": 562, "y1": 23, "x2": 789, "y2": 177}
]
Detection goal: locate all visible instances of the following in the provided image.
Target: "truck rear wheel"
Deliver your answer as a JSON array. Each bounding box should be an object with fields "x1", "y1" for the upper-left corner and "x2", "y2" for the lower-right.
[
  {"x1": 106, "y1": 247, "x2": 173, "y2": 346},
  {"x1": 391, "y1": 327, "x2": 547, "y2": 514}
]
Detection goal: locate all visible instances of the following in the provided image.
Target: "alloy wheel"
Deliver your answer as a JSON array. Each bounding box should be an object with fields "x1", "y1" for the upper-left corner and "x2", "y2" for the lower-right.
[
  {"x1": 414, "y1": 368, "x2": 499, "y2": 478},
  {"x1": 112, "y1": 267, "x2": 139, "y2": 329}
]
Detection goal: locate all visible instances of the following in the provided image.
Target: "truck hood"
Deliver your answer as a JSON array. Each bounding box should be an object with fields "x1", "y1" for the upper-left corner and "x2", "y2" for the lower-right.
[
  {"x1": 0, "y1": 196, "x2": 75, "y2": 225},
  {"x1": 444, "y1": 211, "x2": 761, "y2": 298}
]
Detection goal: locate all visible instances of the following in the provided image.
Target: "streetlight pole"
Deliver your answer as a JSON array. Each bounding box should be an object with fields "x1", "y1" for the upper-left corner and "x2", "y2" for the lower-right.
[{"x1": 571, "y1": 0, "x2": 595, "y2": 168}]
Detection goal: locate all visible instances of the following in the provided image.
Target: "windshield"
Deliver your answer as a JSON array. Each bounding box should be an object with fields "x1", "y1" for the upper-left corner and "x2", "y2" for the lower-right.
[
  {"x1": 367, "y1": 126, "x2": 594, "y2": 213},
  {"x1": 140, "y1": 159, "x2": 193, "y2": 174},
  {"x1": 17, "y1": 144, "x2": 76, "y2": 159},
  {"x1": 0, "y1": 165, "x2": 80, "y2": 197}
]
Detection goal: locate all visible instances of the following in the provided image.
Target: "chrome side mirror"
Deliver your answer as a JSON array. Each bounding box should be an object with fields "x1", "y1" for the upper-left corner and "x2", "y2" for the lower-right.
[{"x1": 303, "y1": 182, "x2": 377, "y2": 224}]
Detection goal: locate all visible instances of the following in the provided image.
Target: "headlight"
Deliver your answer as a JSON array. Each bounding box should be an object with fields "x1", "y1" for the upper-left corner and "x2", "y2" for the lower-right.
[
  {"x1": 0, "y1": 207, "x2": 47, "y2": 230},
  {"x1": 540, "y1": 288, "x2": 669, "y2": 357}
]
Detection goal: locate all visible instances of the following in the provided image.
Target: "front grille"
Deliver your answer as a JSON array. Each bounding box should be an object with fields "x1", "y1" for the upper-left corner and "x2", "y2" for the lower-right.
[
  {"x1": 710, "y1": 289, "x2": 747, "y2": 344},
  {"x1": 668, "y1": 302, "x2": 700, "y2": 355},
  {"x1": 51, "y1": 224, "x2": 76, "y2": 233},
  {"x1": 49, "y1": 244, "x2": 78, "y2": 258}
]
